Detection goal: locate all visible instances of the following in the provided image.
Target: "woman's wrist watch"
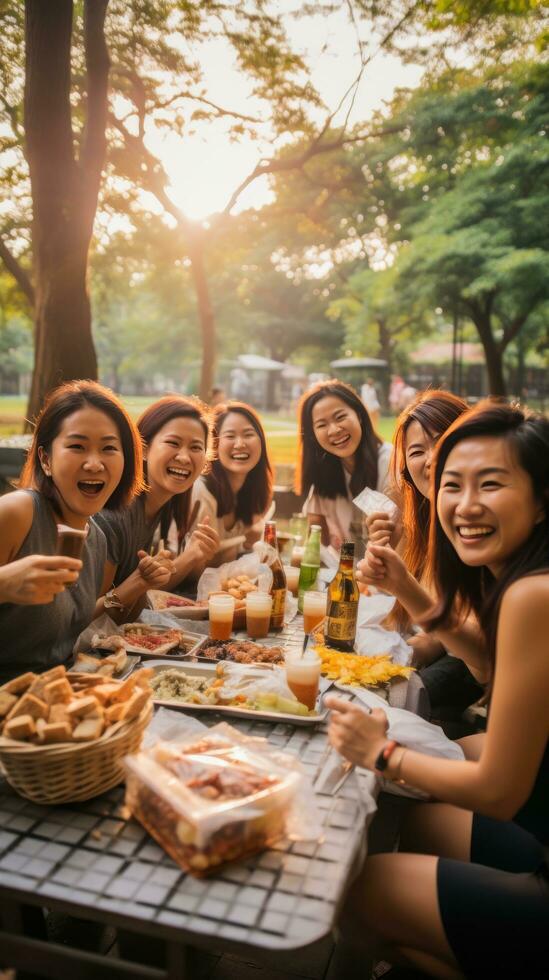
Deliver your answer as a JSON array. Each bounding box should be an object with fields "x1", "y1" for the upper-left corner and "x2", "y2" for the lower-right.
[
  {"x1": 374, "y1": 740, "x2": 408, "y2": 783},
  {"x1": 374, "y1": 739, "x2": 399, "y2": 774},
  {"x1": 103, "y1": 588, "x2": 125, "y2": 612}
]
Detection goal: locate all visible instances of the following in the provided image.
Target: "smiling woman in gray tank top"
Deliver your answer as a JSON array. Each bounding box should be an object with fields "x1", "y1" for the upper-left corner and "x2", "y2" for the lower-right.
[
  {"x1": 95, "y1": 395, "x2": 219, "y2": 619},
  {"x1": 0, "y1": 381, "x2": 142, "y2": 683}
]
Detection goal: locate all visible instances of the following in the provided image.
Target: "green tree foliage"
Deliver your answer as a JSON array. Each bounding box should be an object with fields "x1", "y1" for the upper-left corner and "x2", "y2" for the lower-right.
[
  {"x1": 315, "y1": 58, "x2": 549, "y2": 393},
  {"x1": 327, "y1": 265, "x2": 433, "y2": 373},
  {"x1": 389, "y1": 60, "x2": 549, "y2": 393},
  {"x1": 0, "y1": 271, "x2": 33, "y2": 382},
  {"x1": 1, "y1": 0, "x2": 547, "y2": 406}
]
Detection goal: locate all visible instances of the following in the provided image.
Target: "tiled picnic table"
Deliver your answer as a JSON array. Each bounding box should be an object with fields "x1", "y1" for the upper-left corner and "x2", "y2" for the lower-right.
[{"x1": 0, "y1": 618, "x2": 380, "y2": 980}]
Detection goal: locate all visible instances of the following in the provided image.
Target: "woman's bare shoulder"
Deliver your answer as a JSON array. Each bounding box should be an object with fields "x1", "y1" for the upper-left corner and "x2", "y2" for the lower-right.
[
  {"x1": 0, "y1": 489, "x2": 34, "y2": 521},
  {"x1": 500, "y1": 573, "x2": 549, "y2": 618},
  {"x1": 0, "y1": 490, "x2": 35, "y2": 558}
]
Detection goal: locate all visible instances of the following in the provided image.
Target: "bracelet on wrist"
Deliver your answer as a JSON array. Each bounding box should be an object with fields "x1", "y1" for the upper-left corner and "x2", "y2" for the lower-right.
[
  {"x1": 393, "y1": 746, "x2": 408, "y2": 784},
  {"x1": 103, "y1": 588, "x2": 125, "y2": 612}
]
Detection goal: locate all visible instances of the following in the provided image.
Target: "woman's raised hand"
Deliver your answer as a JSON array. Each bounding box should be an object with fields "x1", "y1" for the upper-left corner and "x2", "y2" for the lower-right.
[
  {"x1": 187, "y1": 515, "x2": 220, "y2": 564},
  {"x1": 136, "y1": 549, "x2": 175, "y2": 588},
  {"x1": 356, "y1": 543, "x2": 409, "y2": 595},
  {"x1": 325, "y1": 695, "x2": 389, "y2": 770},
  {"x1": 0, "y1": 554, "x2": 82, "y2": 605},
  {"x1": 365, "y1": 510, "x2": 396, "y2": 546}
]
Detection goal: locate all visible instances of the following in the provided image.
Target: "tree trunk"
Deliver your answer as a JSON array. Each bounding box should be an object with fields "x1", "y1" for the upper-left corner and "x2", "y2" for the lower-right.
[
  {"x1": 28, "y1": 244, "x2": 97, "y2": 419},
  {"x1": 471, "y1": 308, "x2": 507, "y2": 396},
  {"x1": 377, "y1": 318, "x2": 393, "y2": 373},
  {"x1": 188, "y1": 241, "x2": 216, "y2": 401},
  {"x1": 24, "y1": 0, "x2": 109, "y2": 423}
]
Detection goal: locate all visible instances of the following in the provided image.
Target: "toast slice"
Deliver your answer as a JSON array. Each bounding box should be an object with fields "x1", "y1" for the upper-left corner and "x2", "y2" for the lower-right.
[{"x1": 4, "y1": 714, "x2": 36, "y2": 740}]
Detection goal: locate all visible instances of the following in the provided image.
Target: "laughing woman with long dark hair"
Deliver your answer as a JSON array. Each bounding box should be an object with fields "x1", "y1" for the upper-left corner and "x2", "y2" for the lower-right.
[
  {"x1": 326, "y1": 401, "x2": 549, "y2": 978},
  {"x1": 95, "y1": 395, "x2": 219, "y2": 618},
  {"x1": 0, "y1": 381, "x2": 143, "y2": 681},
  {"x1": 187, "y1": 402, "x2": 273, "y2": 566},
  {"x1": 297, "y1": 380, "x2": 392, "y2": 552}
]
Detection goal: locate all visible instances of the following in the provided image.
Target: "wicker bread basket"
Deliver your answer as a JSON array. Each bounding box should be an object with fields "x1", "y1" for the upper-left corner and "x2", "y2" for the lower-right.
[{"x1": 0, "y1": 700, "x2": 152, "y2": 805}]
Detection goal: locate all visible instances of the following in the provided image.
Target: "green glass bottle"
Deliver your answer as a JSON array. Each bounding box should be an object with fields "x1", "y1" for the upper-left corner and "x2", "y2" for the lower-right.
[{"x1": 297, "y1": 524, "x2": 321, "y2": 613}]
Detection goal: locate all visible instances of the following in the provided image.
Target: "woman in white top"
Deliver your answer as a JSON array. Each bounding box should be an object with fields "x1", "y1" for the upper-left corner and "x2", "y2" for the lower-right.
[
  {"x1": 189, "y1": 402, "x2": 274, "y2": 566},
  {"x1": 297, "y1": 380, "x2": 392, "y2": 552}
]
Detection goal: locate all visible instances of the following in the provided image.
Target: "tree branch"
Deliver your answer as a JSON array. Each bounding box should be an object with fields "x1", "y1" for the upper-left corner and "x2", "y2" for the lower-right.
[
  {"x1": 110, "y1": 68, "x2": 147, "y2": 138},
  {"x1": 312, "y1": 0, "x2": 423, "y2": 151},
  {"x1": 499, "y1": 314, "x2": 527, "y2": 352},
  {"x1": 109, "y1": 114, "x2": 200, "y2": 240},
  {"x1": 0, "y1": 237, "x2": 35, "y2": 306},
  {"x1": 220, "y1": 124, "x2": 402, "y2": 216},
  {"x1": 154, "y1": 89, "x2": 263, "y2": 125}
]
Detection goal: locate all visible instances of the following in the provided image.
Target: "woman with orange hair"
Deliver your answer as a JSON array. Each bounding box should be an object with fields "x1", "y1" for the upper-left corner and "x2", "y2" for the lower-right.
[{"x1": 365, "y1": 390, "x2": 483, "y2": 721}]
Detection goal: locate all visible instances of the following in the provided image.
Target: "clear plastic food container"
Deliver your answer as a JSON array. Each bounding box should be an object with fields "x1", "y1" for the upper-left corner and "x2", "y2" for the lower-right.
[{"x1": 124, "y1": 738, "x2": 301, "y2": 875}]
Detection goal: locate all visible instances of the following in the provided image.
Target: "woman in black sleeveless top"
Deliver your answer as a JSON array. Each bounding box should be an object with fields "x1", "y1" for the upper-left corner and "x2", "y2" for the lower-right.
[{"x1": 326, "y1": 401, "x2": 549, "y2": 978}]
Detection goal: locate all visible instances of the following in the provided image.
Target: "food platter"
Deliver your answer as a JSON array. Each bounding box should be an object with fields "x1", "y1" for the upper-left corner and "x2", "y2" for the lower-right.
[
  {"x1": 92, "y1": 624, "x2": 206, "y2": 660},
  {"x1": 69, "y1": 651, "x2": 139, "y2": 681},
  {"x1": 142, "y1": 660, "x2": 328, "y2": 727},
  {"x1": 147, "y1": 590, "x2": 208, "y2": 620},
  {"x1": 191, "y1": 637, "x2": 286, "y2": 665}
]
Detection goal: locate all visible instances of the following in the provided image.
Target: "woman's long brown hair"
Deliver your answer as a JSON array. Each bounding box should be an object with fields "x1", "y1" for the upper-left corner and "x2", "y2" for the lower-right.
[
  {"x1": 136, "y1": 395, "x2": 210, "y2": 544},
  {"x1": 20, "y1": 380, "x2": 144, "y2": 514},
  {"x1": 426, "y1": 400, "x2": 549, "y2": 677},
  {"x1": 204, "y1": 403, "x2": 273, "y2": 526},
  {"x1": 389, "y1": 390, "x2": 467, "y2": 630},
  {"x1": 296, "y1": 380, "x2": 382, "y2": 499}
]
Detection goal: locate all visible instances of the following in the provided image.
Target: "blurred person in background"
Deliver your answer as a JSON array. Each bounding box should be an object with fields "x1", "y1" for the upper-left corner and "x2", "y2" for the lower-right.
[{"x1": 361, "y1": 377, "x2": 381, "y2": 432}]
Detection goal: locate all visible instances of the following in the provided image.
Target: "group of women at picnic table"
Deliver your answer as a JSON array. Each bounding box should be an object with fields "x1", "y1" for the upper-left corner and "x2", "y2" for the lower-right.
[{"x1": 0, "y1": 377, "x2": 547, "y2": 977}]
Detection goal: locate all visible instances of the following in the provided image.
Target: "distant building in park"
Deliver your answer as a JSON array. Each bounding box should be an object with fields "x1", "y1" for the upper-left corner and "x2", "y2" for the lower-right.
[
  {"x1": 230, "y1": 355, "x2": 307, "y2": 411},
  {"x1": 408, "y1": 341, "x2": 548, "y2": 405}
]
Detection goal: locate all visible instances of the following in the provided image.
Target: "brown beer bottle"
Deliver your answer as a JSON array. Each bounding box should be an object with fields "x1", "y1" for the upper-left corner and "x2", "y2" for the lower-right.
[
  {"x1": 263, "y1": 521, "x2": 287, "y2": 630},
  {"x1": 325, "y1": 541, "x2": 359, "y2": 651}
]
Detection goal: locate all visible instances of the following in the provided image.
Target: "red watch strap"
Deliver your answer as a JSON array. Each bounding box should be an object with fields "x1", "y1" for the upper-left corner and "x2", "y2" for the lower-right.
[{"x1": 374, "y1": 739, "x2": 399, "y2": 773}]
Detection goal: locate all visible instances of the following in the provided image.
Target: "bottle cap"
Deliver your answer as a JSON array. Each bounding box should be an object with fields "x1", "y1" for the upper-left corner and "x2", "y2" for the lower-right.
[{"x1": 341, "y1": 541, "x2": 355, "y2": 558}]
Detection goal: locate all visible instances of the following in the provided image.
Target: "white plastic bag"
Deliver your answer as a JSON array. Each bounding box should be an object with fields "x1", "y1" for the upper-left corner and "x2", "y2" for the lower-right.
[
  {"x1": 132, "y1": 716, "x2": 324, "y2": 847},
  {"x1": 196, "y1": 548, "x2": 298, "y2": 624},
  {"x1": 348, "y1": 687, "x2": 464, "y2": 760},
  {"x1": 355, "y1": 593, "x2": 413, "y2": 666},
  {"x1": 74, "y1": 612, "x2": 120, "y2": 653},
  {"x1": 196, "y1": 552, "x2": 272, "y2": 600},
  {"x1": 342, "y1": 686, "x2": 464, "y2": 798},
  {"x1": 142, "y1": 706, "x2": 207, "y2": 748}
]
